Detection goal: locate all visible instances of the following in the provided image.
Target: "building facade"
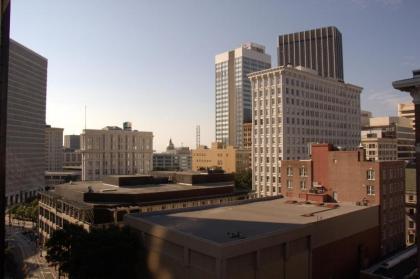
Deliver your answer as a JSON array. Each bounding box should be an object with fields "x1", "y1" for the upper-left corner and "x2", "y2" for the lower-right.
[
  {"x1": 215, "y1": 42, "x2": 271, "y2": 147},
  {"x1": 398, "y1": 103, "x2": 415, "y2": 129},
  {"x1": 6, "y1": 40, "x2": 48, "y2": 205},
  {"x1": 361, "y1": 130, "x2": 398, "y2": 161},
  {"x1": 64, "y1": 134, "x2": 80, "y2": 149},
  {"x1": 361, "y1": 110, "x2": 372, "y2": 128},
  {"x1": 80, "y1": 123, "x2": 153, "y2": 181},
  {"x1": 277, "y1": 26, "x2": 344, "y2": 81},
  {"x1": 45, "y1": 125, "x2": 64, "y2": 171},
  {"x1": 63, "y1": 148, "x2": 82, "y2": 167},
  {"x1": 280, "y1": 144, "x2": 405, "y2": 256},
  {"x1": 192, "y1": 143, "x2": 250, "y2": 173},
  {"x1": 249, "y1": 66, "x2": 362, "y2": 194},
  {"x1": 153, "y1": 139, "x2": 192, "y2": 171},
  {"x1": 405, "y1": 165, "x2": 416, "y2": 246},
  {"x1": 363, "y1": 116, "x2": 415, "y2": 161}
]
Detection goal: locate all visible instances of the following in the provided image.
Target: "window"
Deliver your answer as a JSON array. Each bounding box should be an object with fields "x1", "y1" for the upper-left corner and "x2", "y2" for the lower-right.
[
  {"x1": 409, "y1": 221, "x2": 415, "y2": 229},
  {"x1": 367, "y1": 169, "x2": 375, "y2": 180},
  {"x1": 287, "y1": 166, "x2": 293, "y2": 176},
  {"x1": 287, "y1": 180, "x2": 292, "y2": 189},
  {"x1": 367, "y1": 185, "x2": 375, "y2": 196},
  {"x1": 300, "y1": 180, "x2": 306, "y2": 190},
  {"x1": 300, "y1": 166, "x2": 307, "y2": 177}
]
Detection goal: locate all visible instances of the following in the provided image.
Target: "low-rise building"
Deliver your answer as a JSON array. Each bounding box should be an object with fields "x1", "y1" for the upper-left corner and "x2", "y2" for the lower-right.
[
  {"x1": 38, "y1": 172, "x2": 252, "y2": 245},
  {"x1": 192, "y1": 142, "x2": 250, "y2": 173},
  {"x1": 45, "y1": 171, "x2": 81, "y2": 188},
  {"x1": 153, "y1": 139, "x2": 192, "y2": 171},
  {"x1": 405, "y1": 164, "x2": 416, "y2": 246},
  {"x1": 125, "y1": 197, "x2": 381, "y2": 279},
  {"x1": 278, "y1": 144, "x2": 405, "y2": 256},
  {"x1": 81, "y1": 122, "x2": 153, "y2": 181}
]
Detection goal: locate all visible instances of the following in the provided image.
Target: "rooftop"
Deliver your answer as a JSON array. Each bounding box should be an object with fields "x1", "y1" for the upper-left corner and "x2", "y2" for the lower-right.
[{"x1": 129, "y1": 198, "x2": 368, "y2": 244}]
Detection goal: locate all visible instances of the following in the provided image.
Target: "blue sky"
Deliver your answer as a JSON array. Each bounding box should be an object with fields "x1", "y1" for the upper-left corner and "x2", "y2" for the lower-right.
[{"x1": 11, "y1": 0, "x2": 420, "y2": 151}]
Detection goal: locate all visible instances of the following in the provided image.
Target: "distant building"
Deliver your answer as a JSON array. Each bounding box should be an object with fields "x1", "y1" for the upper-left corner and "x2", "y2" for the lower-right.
[
  {"x1": 242, "y1": 122, "x2": 252, "y2": 150},
  {"x1": 64, "y1": 135, "x2": 80, "y2": 149},
  {"x1": 80, "y1": 123, "x2": 153, "y2": 181},
  {"x1": 153, "y1": 139, "x2": 192, "y2": 171},
  {"x1": 126, "y1": 197, "x2": 381, "y2": 279},
  {"x1": 63, "y1": 148, "x2": 82, "y2": 167},
  {"x1": 45, "y1": 171, "x2": 80, "y2": 188},
  {"x1": 249, "y1": 66, "x2": 362, "y2": 196},
  {"x1": 45, "y1": 125, "x2": 64, "y2": 171},
  {"x1": 215, "y1": 42, "x2": 271, "y2": 147},
  {"x1": 279, "y1": 144, "x2": 405, "y2": 256},
  {"x1": 6, "y1": 40, "x2": 48, "y2": 205},
  {"x1": 361, "y1": 110, "x2": 372, "y2": 128},
  {"x1": 38, "y1": 172, "x2": 250, "y2": 244},
  {"x1": 277, "y1": 26, "x2": 344, "y2": 81},
  {"x1": 398, "y1": 103, "x2": 415, "y2": 129},
  {"x1": 362, "y1": 116, "x2": 415, "y2": 161},
  {"x1": 192, "y1": 143, "x2": 250, "y2": 173},
  {"x1": 361, "y1": 129, "x2": 398, "y2": 161},
  {"x1": 405, "y1": 164, "x2": 416, "y2": 246}
]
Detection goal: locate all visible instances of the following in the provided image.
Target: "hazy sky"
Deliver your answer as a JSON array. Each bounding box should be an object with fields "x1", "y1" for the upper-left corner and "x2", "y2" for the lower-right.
[{"x1": 11, "y1": 0, "x2": 420, "y2": 151}]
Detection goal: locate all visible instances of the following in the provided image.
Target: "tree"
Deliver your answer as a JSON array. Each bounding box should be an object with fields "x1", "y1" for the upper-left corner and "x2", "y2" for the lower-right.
[
  {"x1": 46, "y1": 224, "x2": 149, "y2": 279},
  {"x1": 234, "y1": 169, "x2": 252, "y2": 191}
]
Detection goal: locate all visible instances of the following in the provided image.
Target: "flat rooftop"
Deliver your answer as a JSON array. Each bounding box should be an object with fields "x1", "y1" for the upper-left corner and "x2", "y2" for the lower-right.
[{"x1": 130, "y1": 198, "x2": 368, "y2": 244}]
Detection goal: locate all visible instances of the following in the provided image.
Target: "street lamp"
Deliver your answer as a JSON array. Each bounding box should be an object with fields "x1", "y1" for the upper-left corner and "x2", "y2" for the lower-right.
[{"x1": 392, "y1": 69, "x2": 420, "y2": 271}]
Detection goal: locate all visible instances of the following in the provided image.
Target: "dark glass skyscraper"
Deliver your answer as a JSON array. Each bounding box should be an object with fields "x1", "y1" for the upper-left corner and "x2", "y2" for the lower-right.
[{"x1": 277, "y1": 26, "x2": 344, "y2": 81}]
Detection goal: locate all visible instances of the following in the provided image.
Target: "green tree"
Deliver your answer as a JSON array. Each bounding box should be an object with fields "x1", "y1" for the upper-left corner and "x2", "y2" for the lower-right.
[{"x1": 234, "y1": 169, "x2": 252, "y2": 191}]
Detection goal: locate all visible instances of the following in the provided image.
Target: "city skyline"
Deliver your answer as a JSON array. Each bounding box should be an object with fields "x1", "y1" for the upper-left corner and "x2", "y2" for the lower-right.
[{"x1": 11, "y1": 0, "x2": 420, "y2": 151}]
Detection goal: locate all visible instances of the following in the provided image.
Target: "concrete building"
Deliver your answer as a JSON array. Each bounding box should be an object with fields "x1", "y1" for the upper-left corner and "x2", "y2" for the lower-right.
[
  {"x1": 277, "y1": 26, "x2": 344, "y2": 81},
  {"x1": 363, "y1": 116, "x2": 415, "y2": 161},
  {"x1": 361, "y1": 130, "x2": 398, "y2": 161},
  {"x1": 63, "y1": 148, "x2": 82, "y2": 167},
  {"x1": 80, "y1": 123, "x2": 153, "y2": 181},
  {"x1": 45, "y1": 125, "x2": 64, "y2": 171},
  {"x1": 405, "y1": 164, "x2": 416, "y2": 246},
  {"x1": 45, "y1": 171, "x2": 80, "y2": 188},
  {"x1": 361, "y1": 110, "x2": 372, "y2": 128},
  {"x1": 125, "y1": 197, "x2": 381, "y2": 279},
  {"x1": 243, "y1": 122, "x2": 253, "y2": 170},
  {"x1": 398, "y1": 103, "x2": 415, "y2": 129},
  {"x1": 6, "y1": 39, "x2": 48, "y2": 205},
  {"x1": 279, "y1": 144, "x2": 405, "y2": 256},
  {"x1": 249, "y1": 66, "x2": 362, "y2": 195},
  {"x1": 153, "y1": 139, "x2": 192, "y2": 171},
  {"x1": 64, "y1": 134, "x2": 80, "y2": 149},
  {"x1": 215, "y1": 42, "x2": 271, "y2": 147},
  {"x1": 38, "y1": 172, "x2": 251, "y2": 244},
  {"x1": 192, "y1": 142, "x2": 250, "y2": 173}
]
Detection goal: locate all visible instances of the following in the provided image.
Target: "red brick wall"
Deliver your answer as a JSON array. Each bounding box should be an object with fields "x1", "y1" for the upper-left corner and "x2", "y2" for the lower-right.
[
  {"x1": 280, "y1": 160, "x2": 312, "y2": 198},
  {"x1": 311, "y1": 144, "x2": 333, "y2": 189}
]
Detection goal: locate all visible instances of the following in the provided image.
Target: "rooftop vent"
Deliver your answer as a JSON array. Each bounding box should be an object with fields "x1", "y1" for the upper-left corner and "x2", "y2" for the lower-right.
[{"x1": 413, "y1": 69, "x2": 420, "y2": 77}]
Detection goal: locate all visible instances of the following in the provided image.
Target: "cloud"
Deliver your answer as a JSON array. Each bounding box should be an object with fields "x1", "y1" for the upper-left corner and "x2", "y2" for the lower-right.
[{"x1": 363, "y1": 89, "x2": 412, "y2": 116}]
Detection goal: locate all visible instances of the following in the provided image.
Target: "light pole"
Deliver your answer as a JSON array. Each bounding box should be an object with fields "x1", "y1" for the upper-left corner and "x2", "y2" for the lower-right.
[{"x1": 393, "y1": 69, "x2": 420, "y2": 271}]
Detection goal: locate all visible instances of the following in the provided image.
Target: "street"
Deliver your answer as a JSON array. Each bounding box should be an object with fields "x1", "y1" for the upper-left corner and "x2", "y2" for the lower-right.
[{"x1": 6, "y1": 219, "x2": 57, "y2": 279}]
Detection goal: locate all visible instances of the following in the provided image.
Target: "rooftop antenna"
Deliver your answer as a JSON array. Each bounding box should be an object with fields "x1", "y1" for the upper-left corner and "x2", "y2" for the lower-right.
[
  {"x1": 84, "y1": 105, "x2": 87, "y2": 131},
  {"x1": 196, "y1": 125, "x2": 200, "y2": 148}
]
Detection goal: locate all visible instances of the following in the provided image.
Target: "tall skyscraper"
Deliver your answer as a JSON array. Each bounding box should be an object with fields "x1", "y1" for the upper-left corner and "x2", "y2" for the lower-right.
[
  {"x1": 215, "y1": 43, "x2": 271, "y2": 147},
  {"x1": 46, "y1": 125, "x2": 64, "y2": 171},
  {"x1": 277, "y1": 26, "x2": 344, "y2": 81},
  {"x1": 64, "y1": 134, "x2": 81, "y2": 149},
  {"x1": 6, "y1": 39, "x2": 47, "y2": 205},
  {"x1": 81, "y1": 123, "x2": 153, "y2": 181},
  {"x1": 249, "y1": 66, "x2": 361, "y2": 196}
]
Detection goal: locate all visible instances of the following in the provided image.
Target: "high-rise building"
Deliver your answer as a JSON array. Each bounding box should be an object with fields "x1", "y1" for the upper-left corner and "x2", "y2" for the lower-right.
[
  {"x1": 361, "y1": 110, "x2": 372, "y2": 128},
  {"x1": 45, "y1": 125, "x2": 64, "y2": 171},
  {"x1": 64, "y1": 134, "x2": 80, "y2": 149},
  {"x1": 277, "y1": 26, "x2": 344, "y2": 81},
  {"x1": 6, "y1": 40, "x2": 47, "y2": 205},
  {"x1": 153, "y1": 139, "x2": 192, "y2": 171},
  {"x1": 362, "y1": 116, "x2": 415, "y2": 161},
  {"x1": 80, "y1": 123, "x2": 153, "y2": 181},
  {"x1": 249, "y1": 66, "x2": 361, "y2": 194},
  {"x1": 215, "y1": 43, "x2": 271, "y2": 147},
  {"x1": 398, "y1": 103, "x2": 415, "y2": 129},
  {"x1": 63, "y1": 148, "x2": 82, "y2": 167}
]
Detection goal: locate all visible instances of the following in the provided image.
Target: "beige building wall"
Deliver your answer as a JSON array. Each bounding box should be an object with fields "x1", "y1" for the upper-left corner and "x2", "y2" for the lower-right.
[
  {"x1": 192, "y1": 143, "x2": 250, "y2": 173},
  {"x1": 398, "y1": 103, "x2": 415, "y2": 129},
  {"x1": 361, "y1": 137, "x2": 397, "y2": 161},
  {"x1": 81, "y1": 126, "x2": 153, "y2": 181},
  {"x1": 45, "y1": 126, "x2": 64, "y2": 171}
]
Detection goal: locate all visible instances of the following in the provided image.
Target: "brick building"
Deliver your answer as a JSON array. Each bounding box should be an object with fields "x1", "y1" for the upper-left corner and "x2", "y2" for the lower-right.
[{"x1": 280, "y1": 144, "x2": 405, "y2": 256}]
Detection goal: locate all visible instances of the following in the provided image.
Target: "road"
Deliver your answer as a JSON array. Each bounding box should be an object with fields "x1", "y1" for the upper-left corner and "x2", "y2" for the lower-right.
[{"x1": 6, "y1": 221, "x2": 57, "y2": 279}]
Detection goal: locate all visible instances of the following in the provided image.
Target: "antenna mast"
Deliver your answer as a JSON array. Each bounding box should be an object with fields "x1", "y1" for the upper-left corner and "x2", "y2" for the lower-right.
[{"x1": 196, "y1": 125, "x2": 200, "y2": 148}]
